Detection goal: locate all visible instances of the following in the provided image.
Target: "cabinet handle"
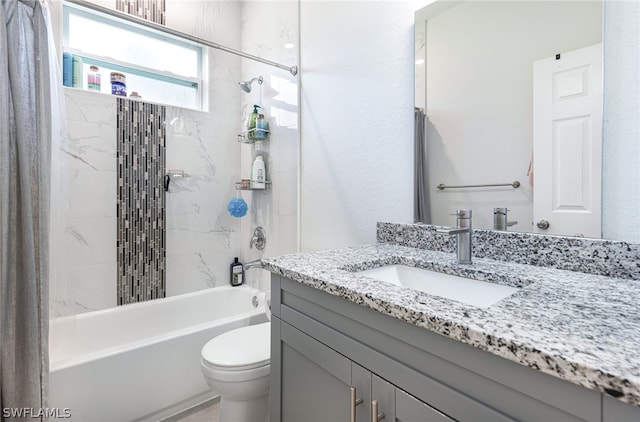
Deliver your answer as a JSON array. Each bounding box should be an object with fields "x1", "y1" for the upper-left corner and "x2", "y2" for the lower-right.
[
  {"x1": 350, "y1": 386, "x2": 363, "y2": 422},
  {"x1": 371, "y1": 400, "x2": 385, "y2": 422}
]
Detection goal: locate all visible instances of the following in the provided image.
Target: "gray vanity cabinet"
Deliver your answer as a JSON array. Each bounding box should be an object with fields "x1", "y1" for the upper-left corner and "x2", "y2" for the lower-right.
[
  {"x1": 269, "y1": 274, "x2": 622, "y2": 422},
  {"x1": 275, "y1": 316, "x2": 453, "y2": 422}
]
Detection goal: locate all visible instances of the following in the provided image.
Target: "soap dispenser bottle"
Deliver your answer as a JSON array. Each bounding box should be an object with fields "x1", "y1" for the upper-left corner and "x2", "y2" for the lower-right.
[
  {"x1": 247, "y1": 104, "x2": 262, "y2": 140},
  {"x1": 230, "y1": 257, "x2": 244, "y2": 286}
]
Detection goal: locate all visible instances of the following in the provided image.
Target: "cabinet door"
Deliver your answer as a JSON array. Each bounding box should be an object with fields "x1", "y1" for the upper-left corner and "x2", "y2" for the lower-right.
[
  {"x1": 396, "y1": 388, "x2": 454, "y2": 422},
  {"x1": 602, "y1": 395, "x2": 640, "y2": 422},
  {"x1": 372, "y1": 375, "x2": 455, "y2": 422},
  {"x1": 280, "y1": 322, "x2": 352, "y2": 422},
  {"x1": 371, "y1": 375, "x2": 396, "y2": 422}
]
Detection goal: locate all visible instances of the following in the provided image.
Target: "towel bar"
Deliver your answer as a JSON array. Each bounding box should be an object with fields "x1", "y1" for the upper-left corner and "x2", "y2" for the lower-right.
[{"x1": 437, "y1": 181, "x2": 520, "y2": 190}]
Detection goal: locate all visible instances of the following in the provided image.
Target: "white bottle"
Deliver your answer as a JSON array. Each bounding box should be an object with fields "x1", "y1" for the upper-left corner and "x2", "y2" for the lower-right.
[{"x1": 251, "y1": 155, "x2": 266, "y2": 189}]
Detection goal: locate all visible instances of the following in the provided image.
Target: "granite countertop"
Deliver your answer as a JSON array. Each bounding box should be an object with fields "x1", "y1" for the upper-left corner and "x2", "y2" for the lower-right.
[{"x1": 262, "y1": 243, "x2": 640, "y2": 407}]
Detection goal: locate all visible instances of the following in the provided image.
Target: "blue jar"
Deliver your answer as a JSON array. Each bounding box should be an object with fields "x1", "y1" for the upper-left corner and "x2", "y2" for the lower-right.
[{"x1": 110, "y1": 72, "x2": 127, "y2": 96}]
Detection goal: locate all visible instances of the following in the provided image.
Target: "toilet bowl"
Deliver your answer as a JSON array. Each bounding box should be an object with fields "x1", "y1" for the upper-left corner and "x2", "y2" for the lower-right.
[{"x1": 201, "y1": 322, "x2": 270, "y2": 422}]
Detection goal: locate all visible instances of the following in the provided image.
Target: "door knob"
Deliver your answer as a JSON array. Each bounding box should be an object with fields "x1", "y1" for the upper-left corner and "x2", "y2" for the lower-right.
[{"x1": 536, "y1": 220, "x2": 550, "y2": 230}]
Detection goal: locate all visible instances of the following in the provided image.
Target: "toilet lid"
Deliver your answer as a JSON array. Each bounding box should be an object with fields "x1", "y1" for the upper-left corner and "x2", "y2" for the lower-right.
[{"x1": 202, "y1": 323, "x2": 270, "y2": 371}]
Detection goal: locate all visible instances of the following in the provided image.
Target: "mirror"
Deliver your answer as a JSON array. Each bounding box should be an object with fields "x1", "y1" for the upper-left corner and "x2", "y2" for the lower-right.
[{"x1": 415, "y1": 0, "x2": 608, "y2": 238}]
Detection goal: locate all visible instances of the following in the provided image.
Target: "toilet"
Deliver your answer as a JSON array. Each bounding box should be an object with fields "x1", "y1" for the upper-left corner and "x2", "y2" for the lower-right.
[{"x1": 201, "y1": 322, "x2": 271, "y2": 422}]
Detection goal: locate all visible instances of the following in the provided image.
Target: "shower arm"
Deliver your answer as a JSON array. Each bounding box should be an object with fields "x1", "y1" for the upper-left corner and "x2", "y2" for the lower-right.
[{"x1": 65, "y1": 0, "x2": 299, "y2": 76}]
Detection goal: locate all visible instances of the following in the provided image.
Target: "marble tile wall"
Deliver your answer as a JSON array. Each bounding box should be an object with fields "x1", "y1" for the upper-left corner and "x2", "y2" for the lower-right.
[
  {"x1": 239, "y1": 1, "x2": 300, "y2": 292},
  {"x1": 163, "y1": 0, "x2": 244, "y2": 297},
  {"x1": 54, "y1": 92, "x2": 243, "y2": 316},
  {"x1": 164, "y1": 106, "x2": 242, "y2": 297},
  {"x1": 52, "y1": 90, "x2": 118, "y2": 316}
]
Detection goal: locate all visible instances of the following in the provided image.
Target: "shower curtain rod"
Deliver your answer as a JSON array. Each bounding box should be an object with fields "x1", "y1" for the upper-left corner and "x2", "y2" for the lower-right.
[{"x1": 65, "y1": 0, "x2": 299, "y2": 76}]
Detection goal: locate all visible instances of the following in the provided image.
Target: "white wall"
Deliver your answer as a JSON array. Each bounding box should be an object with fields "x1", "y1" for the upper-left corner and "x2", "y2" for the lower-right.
[
  {"x1": 602, "y1": 0, "x2": 640, "y2": 243},
  {"x1": 423, "y1": 1, "x2": 602, "y2": 231},
  {"x1": 299, "y1": 1, "x2": 415, "y2": 251}
]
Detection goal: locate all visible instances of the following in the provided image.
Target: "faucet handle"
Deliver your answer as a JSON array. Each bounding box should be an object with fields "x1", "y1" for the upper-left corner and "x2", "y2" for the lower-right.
[
  {"x1": 250, "y1": 226, "x2": 266, "y2": 250},
  {"x1": 450, "y1": 209, "x2": 472, "y2": 218},
  {"x1": 436, "y1": 227, "x2": 469, "y2": 235},
  {"x1": 455, "y1": 209, "x2": 472, "y2": 218}
]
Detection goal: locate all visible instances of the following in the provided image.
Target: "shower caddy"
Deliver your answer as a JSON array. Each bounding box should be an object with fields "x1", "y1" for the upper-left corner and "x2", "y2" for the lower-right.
[{"x1": 236, "y1": 113, "x2": 271, "y2": 191}]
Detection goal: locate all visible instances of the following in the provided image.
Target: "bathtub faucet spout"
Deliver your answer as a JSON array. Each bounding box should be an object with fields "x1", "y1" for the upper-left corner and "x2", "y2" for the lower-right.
[{"x1": 245, "y1": 259, "x2": 262, "y2": 270}]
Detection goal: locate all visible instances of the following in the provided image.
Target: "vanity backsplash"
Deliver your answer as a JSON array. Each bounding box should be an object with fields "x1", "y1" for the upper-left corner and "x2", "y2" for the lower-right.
[{"x1": 377, "y1": 222, "x2": 640, "y2": 280}]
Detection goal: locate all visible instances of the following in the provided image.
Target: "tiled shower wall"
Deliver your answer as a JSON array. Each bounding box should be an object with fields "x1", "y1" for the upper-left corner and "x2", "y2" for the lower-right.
[
  {"x1": 116, "y1": 98, "x2": 166, "y2": 305},
  {"x1": 52, "y1": 0, "x2": 245, "y2": 317},
  {"x1": 50, "y1": 0, "x2": 299, "y2": 316},
  {"x1": 54, "y1": 88, "x2": 242, "y2": 316}
]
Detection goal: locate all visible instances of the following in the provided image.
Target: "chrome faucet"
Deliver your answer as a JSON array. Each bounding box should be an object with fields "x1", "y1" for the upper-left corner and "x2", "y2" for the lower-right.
[
  {"x1": 244, "y1": 258, "x2": 262, "y2": 270},
  {"x1": 493, "y1": 207, "x2": 517, "y2": 231},
  {"x1": 436, "y1": 209, "x2": 473, "y2": 264}
]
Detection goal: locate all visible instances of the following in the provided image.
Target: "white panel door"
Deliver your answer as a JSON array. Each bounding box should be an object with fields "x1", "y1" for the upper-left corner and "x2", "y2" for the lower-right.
[{"x1": 533, "y1": 43, "x2": 602, "y2": 237}]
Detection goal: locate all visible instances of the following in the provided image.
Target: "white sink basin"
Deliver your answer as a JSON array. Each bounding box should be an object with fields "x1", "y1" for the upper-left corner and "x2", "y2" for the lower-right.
[{"x1": 357, "y1": 265, "x2": 519, "y2": 308}]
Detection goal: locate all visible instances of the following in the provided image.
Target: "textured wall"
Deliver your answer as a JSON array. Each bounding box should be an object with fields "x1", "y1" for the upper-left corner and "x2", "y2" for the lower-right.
[{"x1": 300, "y1": 1, "x2": 415, "y2": 251}]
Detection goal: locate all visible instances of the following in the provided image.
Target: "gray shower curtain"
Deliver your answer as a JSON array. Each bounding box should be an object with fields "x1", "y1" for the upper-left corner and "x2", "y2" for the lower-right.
[
  {"x1": 414, "y1": 107, "x2": 430, "y2": 223},
  {"x1": 0, "y1": 0, "x2": 51, "y2": 418}
]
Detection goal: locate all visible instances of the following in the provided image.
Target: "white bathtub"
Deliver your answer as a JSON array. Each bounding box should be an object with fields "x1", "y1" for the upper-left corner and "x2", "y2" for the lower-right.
[{"x1": 49, "y1": 285, "x2": 268, "y2": 421}]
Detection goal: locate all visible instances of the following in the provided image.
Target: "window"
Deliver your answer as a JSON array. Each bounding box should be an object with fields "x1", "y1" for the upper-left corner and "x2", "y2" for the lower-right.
[{"x1": 63, "y1": 2, "x2": 206, "y2": 110}]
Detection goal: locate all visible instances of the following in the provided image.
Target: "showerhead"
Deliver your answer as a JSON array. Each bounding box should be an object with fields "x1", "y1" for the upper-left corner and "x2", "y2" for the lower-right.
[{"x1": 238, "y1": 75, "x2": 263, "y2": 93}]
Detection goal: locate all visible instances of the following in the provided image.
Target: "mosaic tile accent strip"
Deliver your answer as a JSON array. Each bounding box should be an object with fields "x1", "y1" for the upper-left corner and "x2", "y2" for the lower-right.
[
  {"x1": 116, "y1": 0, "x2": 165, "y2": 25},
  {"x1": 376, "y1": 222, "x2": 640, "y2": 280},
  {"x1": 117, "y1": 98, "x2": 166, "y2": 305}
]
